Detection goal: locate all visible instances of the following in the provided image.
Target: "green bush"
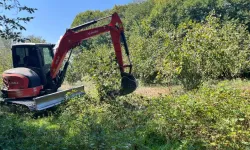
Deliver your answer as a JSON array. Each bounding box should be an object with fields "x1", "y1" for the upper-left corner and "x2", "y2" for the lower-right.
[
  {"x1": 67, "y1": 0, "x2": 250, "y2": 86},
  {"x1": 66, "y1": 44, "x2": 122, "y2": 96},
  {"x1": 147, "y1": 81, "x2": 250, "y2": 149},
  {"x1": 128, "y1": 34, "x2": 164, "y2": 84},
  {"x1": 165, "y1": 13, "x2": 250, "y2": 89},
  {"x1": 1, "y1": 80, "x2": 249, "y2": 149},
  {"x1": 0, "y1": 48, "x2": 12, "y2": 87}
]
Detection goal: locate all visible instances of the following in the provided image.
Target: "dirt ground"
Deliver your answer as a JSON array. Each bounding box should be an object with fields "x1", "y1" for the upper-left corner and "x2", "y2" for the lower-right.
[
  {"x1": 61, "y1": 82, "x2": 177, "y2": 98},
  {"x1": 134, "y1": 86, "x2": 171, "y2": 97}
]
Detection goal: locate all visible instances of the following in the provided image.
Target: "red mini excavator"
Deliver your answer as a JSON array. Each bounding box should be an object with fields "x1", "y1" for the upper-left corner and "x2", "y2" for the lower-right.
[{"x1": 0, "y1": 13, "x2": 137, "y2": 111}]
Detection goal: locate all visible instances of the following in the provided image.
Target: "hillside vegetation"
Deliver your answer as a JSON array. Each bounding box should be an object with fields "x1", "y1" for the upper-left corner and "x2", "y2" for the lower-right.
[
  {"x1": 1, "y1": 0, "x2": 250, "y2": 149},
  {"x1": 67, "y1": 0, "x2": 250, "y2": 90},
  {"x1": 1, "y1": 80, "x2": 250, "y2": 149}
]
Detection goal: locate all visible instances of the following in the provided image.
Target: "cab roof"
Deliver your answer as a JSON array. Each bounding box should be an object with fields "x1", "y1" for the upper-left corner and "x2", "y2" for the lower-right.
[{"x1": 12, "y1": 43, "x2": 54, "y2": 46}]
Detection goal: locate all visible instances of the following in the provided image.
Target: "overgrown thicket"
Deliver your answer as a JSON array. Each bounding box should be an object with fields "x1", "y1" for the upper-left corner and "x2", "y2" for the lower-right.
[
  {"x1": 0, "y1": 38, "x2": 12, "y2": 82},
  {"x1": 67, "y1": 0, "x2": 250, "y2": 90},
  {"x1": 57, "y1": 1, "x2": 250, "y2": 149},
  {"x1": 1, "y1": 80, "x2": 250, "y2": 149}
]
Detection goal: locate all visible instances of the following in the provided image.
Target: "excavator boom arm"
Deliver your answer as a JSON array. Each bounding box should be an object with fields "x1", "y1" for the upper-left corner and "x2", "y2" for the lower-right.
[{"x1": 50, "y1": 13, "x2": 126, "y2": 79}]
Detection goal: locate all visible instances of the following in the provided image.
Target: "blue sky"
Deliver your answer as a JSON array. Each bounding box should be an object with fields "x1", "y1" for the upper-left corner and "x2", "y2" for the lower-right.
[{"x1": 16, "y1": 0, "x2": 132, "y2": 43}]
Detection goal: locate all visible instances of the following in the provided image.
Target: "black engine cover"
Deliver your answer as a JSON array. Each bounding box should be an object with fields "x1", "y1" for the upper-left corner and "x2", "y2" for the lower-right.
[{"x1": 3, "y1": 67, "x2": 41, "y2": 88}]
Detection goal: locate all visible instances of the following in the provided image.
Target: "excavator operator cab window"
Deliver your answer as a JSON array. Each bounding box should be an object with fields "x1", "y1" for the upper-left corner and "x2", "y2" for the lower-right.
[
  {"x1": 12, "y1": 45, "x2": 40, "y2": 68},
  {"x1": 37, "y1": 45, "x2": 54, "y2": 75},
  {"x1": 38, "y1": 46, "x2": 53, "y2": 65}
]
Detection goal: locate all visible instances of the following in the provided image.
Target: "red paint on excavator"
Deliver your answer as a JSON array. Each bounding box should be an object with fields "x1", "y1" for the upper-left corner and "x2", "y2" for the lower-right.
[
  {"x1": 2, "y1": 85, "x2": 43, "y2": 99},
  {"x1": 2, "y1": 73, "x2": 29, "y2": 90}
]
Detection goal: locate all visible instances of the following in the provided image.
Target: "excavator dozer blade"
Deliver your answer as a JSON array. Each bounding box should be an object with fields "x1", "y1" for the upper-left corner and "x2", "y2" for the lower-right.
[
  {"x1": 34, "y1": 85, "x2": 85, "y2": 111},
  {"x1": 0, "y1": 86, "x2": 85, "y2": 111}
]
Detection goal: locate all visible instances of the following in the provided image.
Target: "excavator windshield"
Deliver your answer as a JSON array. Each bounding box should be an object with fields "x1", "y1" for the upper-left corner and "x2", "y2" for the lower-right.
[
  {"x1": 12, "y1": 45, "x2": 40, "y2": 68},
  {"x1": 37, "y1": 45, "x2": 54, "y2": 74},
  {"x1": 12, "y1": 44, "x2": 54, "y2": 69},
  {"x1": 37, "y1": 46, "x2": 53, "y2": 65}
]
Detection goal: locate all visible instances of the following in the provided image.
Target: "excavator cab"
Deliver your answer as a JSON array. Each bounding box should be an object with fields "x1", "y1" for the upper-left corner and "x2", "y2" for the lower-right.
[{"x1": 11, "y1": 43, "x2": 55, "y2": 86}]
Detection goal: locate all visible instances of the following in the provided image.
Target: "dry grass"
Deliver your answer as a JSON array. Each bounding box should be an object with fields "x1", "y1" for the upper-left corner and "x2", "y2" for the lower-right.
[
  {"x1": 61, "y1": 81, "x2": 181, "y2": 98},
  {"x1": 134, "y1": 86, "x2": 182, "y2": 98},
  {"x1": 135, "y1": 87, "x2": 170, "y2": 97},
  {"x1": 60, "y1": 84, "x2": 74, "y2": 90},
  {"x1": 60, "y1": 80, "x2": 98, "y2": 97}
]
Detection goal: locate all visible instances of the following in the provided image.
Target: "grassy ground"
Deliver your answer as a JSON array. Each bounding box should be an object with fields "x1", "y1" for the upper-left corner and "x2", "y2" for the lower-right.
[{"x1": 1, "y1": 79, "x2": 250, "y2": 149}]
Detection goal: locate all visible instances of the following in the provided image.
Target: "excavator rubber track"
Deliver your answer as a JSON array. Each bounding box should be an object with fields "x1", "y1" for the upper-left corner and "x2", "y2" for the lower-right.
[{"x1": 0, "y1": 85, "x2": 84, "y2": 111}]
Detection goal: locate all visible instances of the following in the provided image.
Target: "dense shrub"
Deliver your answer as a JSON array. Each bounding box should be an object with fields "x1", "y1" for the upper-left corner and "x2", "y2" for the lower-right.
[
  {"x1": 67, "y1": 0, "x2": 250, "y2": 88},
  {"x1": 164, "y1": 13, "x2": 250, "y2": 89},
  {"x1": 66, "y1": 44, "x2": 122, "y2": 96},
  {"x1": 1, "y1": 80, "x2": 250, "y2": 149},
  {"x1": 0, "y1": 48, "x2": 12, "y2": 87},
  {"x1": 146, "y1": 80, "x2": 250, "y2": 149},
  {"x1": 128, "y1": 34, "x2": 165, "y2": 84}
]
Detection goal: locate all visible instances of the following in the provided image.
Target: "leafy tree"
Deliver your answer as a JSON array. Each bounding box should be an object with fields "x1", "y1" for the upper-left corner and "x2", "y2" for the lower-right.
[
  {"x1": 69, "y1": 0, "x2": 250, "y2": 88},
  {"x1": 0, "y1": 0, "x2": 37, "y2": 41},
  {"x1": 165, "y1": 13, "x2": 250, "y2": 89},
  {"x1": 0, "y1": 37, "x2": 11, "y2": 49},
  {"x1": 0, "y1": 38, "x2": 12, "y2": 83},
  {"x1": 25, "y1": 35, "x2": 46, "y2": 43}
]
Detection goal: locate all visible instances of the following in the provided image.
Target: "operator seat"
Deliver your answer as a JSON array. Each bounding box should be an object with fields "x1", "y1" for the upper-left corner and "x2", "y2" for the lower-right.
[
  {"x1": 13, "y1": 55, "x2": 21, "y2": 67},
  {"x1": 26, "y1": 56, "x2": 40, "y2": 67}
]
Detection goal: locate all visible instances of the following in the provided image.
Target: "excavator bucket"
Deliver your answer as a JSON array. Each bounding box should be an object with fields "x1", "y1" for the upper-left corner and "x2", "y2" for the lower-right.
[
  {"x1": 0, "y1": 86, "x2": 84, "y2": 111},
  {"x1": 120, "y1": 73, "x2": 138, "y2": 95}
]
